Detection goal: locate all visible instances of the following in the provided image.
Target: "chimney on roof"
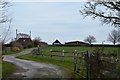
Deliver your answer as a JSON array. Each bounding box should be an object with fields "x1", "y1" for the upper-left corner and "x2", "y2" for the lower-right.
[
  {"x1": 30, "y1": 31, "x2": 31, "y2": 38},
  {"x1": 16, "y1": 29, "x2": 18, "y2": 40}
]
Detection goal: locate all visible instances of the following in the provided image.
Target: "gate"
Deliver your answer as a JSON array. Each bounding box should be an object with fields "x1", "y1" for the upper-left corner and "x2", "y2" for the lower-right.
[{"x1": 74, "y1": 49, "x2": 119, "y2": 78}]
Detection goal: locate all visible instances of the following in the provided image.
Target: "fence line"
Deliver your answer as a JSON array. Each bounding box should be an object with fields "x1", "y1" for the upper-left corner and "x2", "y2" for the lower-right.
[{"x1": 31, "y1": 48, "x2": 120, "y2": 78}]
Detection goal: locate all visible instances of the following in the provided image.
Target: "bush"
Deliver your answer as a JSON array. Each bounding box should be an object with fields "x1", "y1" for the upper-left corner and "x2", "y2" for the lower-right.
[{"x1": 12, "y1": 47, "x2": 20, "y2": 52}]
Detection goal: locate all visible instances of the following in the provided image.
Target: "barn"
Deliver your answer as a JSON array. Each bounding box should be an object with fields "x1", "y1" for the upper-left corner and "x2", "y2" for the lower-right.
[
  {"x1": 65, "y1": 41, "x2": 89, "y2": 46},
  {"x1": 52, "y1": 40, "x2": 62, "y2": 45}
]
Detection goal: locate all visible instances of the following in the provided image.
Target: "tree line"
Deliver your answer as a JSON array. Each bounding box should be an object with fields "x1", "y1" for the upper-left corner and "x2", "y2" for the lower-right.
[{"x1": 84, "y1": 29, "x2": 120, "y2": 45}]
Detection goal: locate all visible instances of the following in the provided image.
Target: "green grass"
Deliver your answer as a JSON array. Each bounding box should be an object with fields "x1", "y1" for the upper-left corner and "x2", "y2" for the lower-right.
[
  {"x1": 2, "y1": 61, "x2": 16, "y2": 77},
  {"x1": 2, "y1": 50, "x2": 15, "y2": 55},
  {"x1": 0, "y1": 63, "x2": 2, "y2": 78},
  {"x1": 17, "y1": 46, "x2": 119, "y2": 78},
  {"x1": 118, "y1": 47, "x2": 120, "y2": 60},
  {"x1": 43, "y1": 46, "x2": 118, "y2": 53},
  {"x1": 117, "y1": 48, "x2": 120, "y2": 75}
]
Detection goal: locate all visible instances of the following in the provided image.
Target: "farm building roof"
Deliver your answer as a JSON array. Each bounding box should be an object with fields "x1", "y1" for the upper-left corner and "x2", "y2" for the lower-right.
[
  {"x1": 65, "y1": 41, "x2": 89, "y2": 46},
  {"x1": 52, "y1": 40, "x2": 61, "y2": 45}
]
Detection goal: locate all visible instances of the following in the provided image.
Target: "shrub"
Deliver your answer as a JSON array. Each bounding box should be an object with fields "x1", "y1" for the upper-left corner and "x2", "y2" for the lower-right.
[{"x1": 12, "y1": 47, "x2": 20, "y2": 52}]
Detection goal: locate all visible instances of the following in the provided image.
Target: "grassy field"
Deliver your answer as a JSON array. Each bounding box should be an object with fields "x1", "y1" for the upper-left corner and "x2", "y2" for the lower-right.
[
  {"x1": 2, "y1": 61, "x2": 16, "y2": 78},
  {"x1": 118, "y1": 48, "x2": 120, "y2": 60},
  {"x1": 17, "y1": 46, "x2": 119, "y2": 78}
]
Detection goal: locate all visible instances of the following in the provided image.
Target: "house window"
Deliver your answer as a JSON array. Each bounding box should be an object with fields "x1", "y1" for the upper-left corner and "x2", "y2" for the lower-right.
[{"x1": 23, "y1": 40, "x2": 26, "y2": 42}]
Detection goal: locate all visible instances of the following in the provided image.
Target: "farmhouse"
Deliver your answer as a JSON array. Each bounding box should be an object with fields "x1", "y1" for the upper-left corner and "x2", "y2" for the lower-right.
[
  {"x1": 65, "y1": 41, "x2": 89, "y2": 46},
  {"x1": 11, "y1": 30, "x2": 33, "y2": 49},
  {"x1": 16, "y1": 38, "x2": 33, "y2": 48},
  {"x1": 52, "y1": 40, "x2": 62, "y2": 45}
]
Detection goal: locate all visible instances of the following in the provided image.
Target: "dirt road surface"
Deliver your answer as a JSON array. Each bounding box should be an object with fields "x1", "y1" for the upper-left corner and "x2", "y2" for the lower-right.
[{"x1": 3, "y1": 48, "x2": 70, "y2": 79}]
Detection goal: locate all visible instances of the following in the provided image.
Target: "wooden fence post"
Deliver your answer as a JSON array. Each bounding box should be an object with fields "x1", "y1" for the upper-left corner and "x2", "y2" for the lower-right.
[
  {"x1": 86, "y1": 51, "x2": 91, "y2": 80},
  {"x1": 62, "y1": 50, "x2": 64, "y2": 62},
  {"x1": 41, "y1": 51, "x2": 43, "y2": 56},
  {"x1": 37, "y1": 45, "x2": 40, "y2": 54},
  {"x1": 74, "y1": 50, "x2": 77, "y2": 73},
  {"x1": 76, "y1": 53, "x2": 80, "y2": 73},
  {"x1": 50, "y1": 49, "x2": 52, "y2": 59}
]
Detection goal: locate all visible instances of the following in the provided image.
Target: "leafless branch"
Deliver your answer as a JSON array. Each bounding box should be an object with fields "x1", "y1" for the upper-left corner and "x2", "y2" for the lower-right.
[{"x1": 80, "y1": 1, "x2": 120, "y2": 27}]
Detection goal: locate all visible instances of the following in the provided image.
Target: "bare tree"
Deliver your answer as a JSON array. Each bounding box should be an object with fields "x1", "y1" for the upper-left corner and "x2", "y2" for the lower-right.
[
  {"x1": 107, "y1": 29, "x2": 120, "y2": 45},
  {"x1": 0, "y1": 0, "x2": 12, "y2": 43},
  {"x1": 0, "y1": 0, "x2": 11, "y2": 23},
  {"x1": 84, "y1": 35, "x2": 96, "y2": 44},
  {"x1": 118, "y1": 28, "x2": 120, "y2": 43},
  {"x1": 80, "y1": 0, "x2": 120, "y2": 27},
  {"x1": 33, "y1": 37, "x2": 42, "y2": 47}
]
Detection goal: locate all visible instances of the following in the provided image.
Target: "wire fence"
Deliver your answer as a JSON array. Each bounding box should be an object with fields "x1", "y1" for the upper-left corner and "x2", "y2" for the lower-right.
[{"x1": 31, "y1": 47, "x2": 120, "y2": 78}]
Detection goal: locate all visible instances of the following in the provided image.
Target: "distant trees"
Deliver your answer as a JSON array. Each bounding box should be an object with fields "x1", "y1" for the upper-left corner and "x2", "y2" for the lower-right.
[
  {"x1": 84, "y1": 35, "x2": 96, "y2": 44},
  {"x1": 80, "y1": 0, "x2": 120, "y2": 27},
  {"x1": 33, "y1": 37, "x2": 41, "y2": 47},
  {"x1": 107, "y1": 29, "x2": 120, "y2": 45}
]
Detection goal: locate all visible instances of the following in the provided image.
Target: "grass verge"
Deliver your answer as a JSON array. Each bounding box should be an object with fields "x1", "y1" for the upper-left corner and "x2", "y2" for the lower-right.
[{"x1": 2, "y1": 61, "x2": 16, "y2": 77}]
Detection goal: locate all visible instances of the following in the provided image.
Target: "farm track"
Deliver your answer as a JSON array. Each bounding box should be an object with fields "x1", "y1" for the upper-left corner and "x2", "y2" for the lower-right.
[{"x1": 3, "y1": 48, "x2": 70, "y2": 79}]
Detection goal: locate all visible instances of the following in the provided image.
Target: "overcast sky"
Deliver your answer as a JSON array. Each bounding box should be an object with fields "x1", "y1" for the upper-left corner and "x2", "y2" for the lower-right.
[{"x1": 9, "y1": 1, "x2": 115, "y2": 44}]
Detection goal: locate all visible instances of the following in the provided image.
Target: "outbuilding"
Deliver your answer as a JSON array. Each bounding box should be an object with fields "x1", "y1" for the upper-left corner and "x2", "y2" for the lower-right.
[
  {"x1": 52, "y1": 40, "x2": 62, "y2": 45},
  {"x1": 65, "y1": 41, "x2": 89, "y2": 46}
]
